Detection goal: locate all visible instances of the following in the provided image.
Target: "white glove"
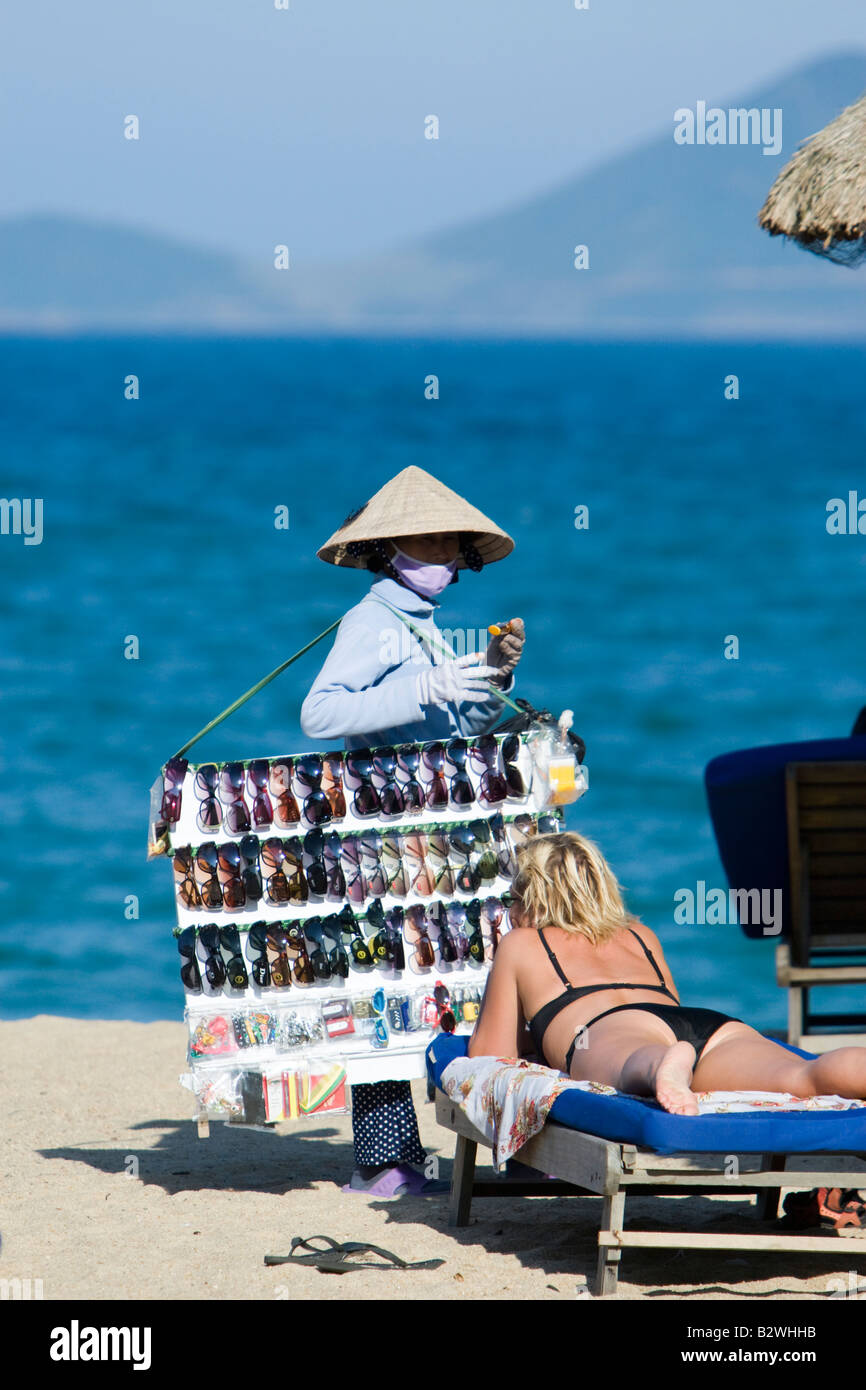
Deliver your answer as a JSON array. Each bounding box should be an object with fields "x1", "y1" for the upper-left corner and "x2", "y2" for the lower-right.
[{"x1": 416, "y1": 653, "x2": 501, "y2": 708}]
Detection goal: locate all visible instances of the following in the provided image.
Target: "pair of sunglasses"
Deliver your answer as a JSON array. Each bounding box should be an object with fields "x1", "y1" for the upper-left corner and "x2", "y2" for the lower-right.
[
  {"x1": 444, "y1": 739, "x2": 475, "y2": 806},
  {"x1": 245, "y1": 759, "x2": 275, "y2": 828},
  {"x1": 173, "y1": 848, "x2": 202, "y2": 909},
  {"x1": 343, "y1": 750, "x2": 383, "y2": 818},
  {"x1": 319, "y1": 912, "x2": 353, "y2": 976},
  {"x1": 501, "y1": 734, "x2": 526, "y2": 798},
  {"x1": 448, "y1": 821, "x2": 498, "y2": 892},
  {"x1": 481, "y1": 896, "x2": 505, "y2": 956},
  {"x1": 447, "y1": 899, "x2": 486, "y2": 964},
  {"x1": 266, "y1": 757, "x2": 329, "y2": 828},
  {"x1": 265, "y1": 760, "x2": 302, "y2": 828},
  {"x1": 178, "y1": 924, "x2": 249, "y2": 991},
  {"x1": 191, "y1": 764, "x2": 249, "y2": 835},
  {"x1": 425, "y1": 901, "x2": 467, "y2": 964},
  {"x1": 294, "y1": 755, "x2": 333, "y2": 826},
  {"x1": 343, "y1": 832, "x2": 384, "y2": 902},
  {"x1": 161, "y1": 756, "x2": 188, "y2": 825},
  {"x1": 470, "y1": 734, "x2": 508, "y2": 803},
  {"x1": 395, "y1": 831, "x2": 455, "y2": 897},
  {"x1": 192, "y1": 843, "x2": 223, "y2": 910},
  {"x1": 215, "y1": 836, "x2": 263, "y2": 906},
  {"x1": 395, "y1": 746, "x2": 425, "y2": 812},
  {"x1": 200, "y1": 923, "x2": 250, "y2": 988},
  {"x1": 366, "y1": 902, "x2": 406, "y2": 970},
  {"x1": 404, "y1": 904, "x2": 437, "y2": 969},
  {"x1": 303, "y1": 828, "x2": 347, "y2": 898},
  {"x1": 303, "y1": 917, "x2": 343, "y2": 981},
  {"x1": 371, "y1": 748, "x2": 405, "y2": 817},
  {"x1": 261, "y1": 837, "x2": 308, "y2": 905}
]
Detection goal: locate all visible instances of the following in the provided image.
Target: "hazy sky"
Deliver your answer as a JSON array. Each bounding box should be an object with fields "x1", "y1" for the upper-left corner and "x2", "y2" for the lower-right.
[{"x1": 5, "y1": 0, "x2": 866, "y2": 260}]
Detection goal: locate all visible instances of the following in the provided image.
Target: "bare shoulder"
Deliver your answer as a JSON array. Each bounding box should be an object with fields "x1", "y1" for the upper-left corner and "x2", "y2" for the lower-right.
[{"x1": 493, "y1": 927, "x2": 536, "y2": 966}]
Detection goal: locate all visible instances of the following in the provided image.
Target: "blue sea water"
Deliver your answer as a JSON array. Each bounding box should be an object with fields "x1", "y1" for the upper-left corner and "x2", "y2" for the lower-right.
[{"x1": 0, "y1": 337, "x2": 864, "y2": 1028}]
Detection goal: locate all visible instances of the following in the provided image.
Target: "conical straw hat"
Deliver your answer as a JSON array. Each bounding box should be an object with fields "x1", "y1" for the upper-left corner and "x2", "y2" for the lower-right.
[{"x1": 317, "y1": 465, "x2": 514, "y2": 569}]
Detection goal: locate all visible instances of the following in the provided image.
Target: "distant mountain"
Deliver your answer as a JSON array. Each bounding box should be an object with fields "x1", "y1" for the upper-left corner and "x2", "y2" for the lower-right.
[
  {"x1": 3, "y1": 51, "x2": 866, "y2": 336},
  {"x1": 0, "y1": 216, "x2": 258, "y2": 328},
  {"x1": 280, "y1": 49, "x2": 866, "y2": 337}
]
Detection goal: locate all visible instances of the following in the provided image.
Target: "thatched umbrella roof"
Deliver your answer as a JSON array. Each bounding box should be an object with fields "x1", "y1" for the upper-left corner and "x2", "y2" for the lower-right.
[{"x1": 758, "y1": 92, "x2": 866, "y2": 264}]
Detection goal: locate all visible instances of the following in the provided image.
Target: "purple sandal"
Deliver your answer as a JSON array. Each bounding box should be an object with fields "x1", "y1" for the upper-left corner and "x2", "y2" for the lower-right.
[{"x1": 342, "y1": 1164, "x2": 448, "y2": 1198}]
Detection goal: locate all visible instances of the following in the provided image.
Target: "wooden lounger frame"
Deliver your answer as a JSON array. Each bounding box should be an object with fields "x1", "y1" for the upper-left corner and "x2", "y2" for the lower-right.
[
  {"x1": 780, "y1": 761, "x2": 866, "y2": 1047},
  {"x1": 436, "y1": 1092, "x2": 866, "y2": 1296}
]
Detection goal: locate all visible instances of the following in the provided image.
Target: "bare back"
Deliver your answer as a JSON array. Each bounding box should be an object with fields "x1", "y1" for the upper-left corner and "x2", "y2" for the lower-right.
[{"x1": 512, "y1": 920, "x2": 682, "y2": 1072}]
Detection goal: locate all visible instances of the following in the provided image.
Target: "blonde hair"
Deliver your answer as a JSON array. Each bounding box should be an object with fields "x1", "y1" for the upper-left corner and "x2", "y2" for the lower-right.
[{"x1": 511, "y1": 831, "x2": 628, "y2": 945}]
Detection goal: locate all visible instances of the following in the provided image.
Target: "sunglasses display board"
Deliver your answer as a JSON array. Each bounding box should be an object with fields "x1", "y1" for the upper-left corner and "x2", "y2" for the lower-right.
[{"x1": 148, "y1": 731, "x2": 588, "y2": 1128}]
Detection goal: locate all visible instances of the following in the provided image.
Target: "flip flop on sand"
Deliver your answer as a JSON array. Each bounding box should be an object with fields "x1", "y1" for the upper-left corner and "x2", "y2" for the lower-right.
[
  {"x1": 264, "y1": 1235, "x2": 445, "y2": 1273},
  {"x1": 341, "y1": 1164, "x2": 449, "y2": 1197},
  {"x1": 781, "y1": 1187, "x2": 866, "y2": 1236}
]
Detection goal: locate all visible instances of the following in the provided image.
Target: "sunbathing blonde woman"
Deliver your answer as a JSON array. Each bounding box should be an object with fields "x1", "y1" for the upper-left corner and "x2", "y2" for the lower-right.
[{"x1": 469, "y1": 831, "x2": 866, "y2": 1116}]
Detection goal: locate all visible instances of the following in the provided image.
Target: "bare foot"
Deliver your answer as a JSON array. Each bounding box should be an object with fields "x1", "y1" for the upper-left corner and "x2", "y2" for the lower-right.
[{"x1": 654, "y1": 1041, "x2": 699, "y2": 1116}]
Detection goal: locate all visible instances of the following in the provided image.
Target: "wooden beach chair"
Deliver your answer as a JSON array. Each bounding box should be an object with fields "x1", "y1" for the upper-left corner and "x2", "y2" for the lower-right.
[
  {"x1": 427, "y1": 1037, "x2": 866, "y2": 1297},
  {"x1": 778, "y1": 762, "x2": 866, "y2": 1048}
]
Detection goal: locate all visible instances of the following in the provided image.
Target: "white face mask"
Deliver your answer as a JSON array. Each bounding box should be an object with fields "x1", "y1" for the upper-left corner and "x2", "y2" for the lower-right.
[{"x1": 391, "y1": 545, "x2": 458, "y2": 597}]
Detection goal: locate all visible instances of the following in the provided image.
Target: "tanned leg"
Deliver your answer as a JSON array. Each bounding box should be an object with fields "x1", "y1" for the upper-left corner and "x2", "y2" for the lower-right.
[{"x1": 694, "y1": 1023, "x2": 866, "y2": 1099}]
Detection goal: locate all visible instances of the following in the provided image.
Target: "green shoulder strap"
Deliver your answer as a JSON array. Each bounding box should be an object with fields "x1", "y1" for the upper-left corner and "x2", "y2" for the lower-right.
[{"x1": 170, "y1": 618, "x2": 341, "y2": 760}]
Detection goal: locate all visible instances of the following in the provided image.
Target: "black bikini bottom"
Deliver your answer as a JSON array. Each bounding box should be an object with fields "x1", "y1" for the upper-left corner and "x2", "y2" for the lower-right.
[{"x1": 563, "y1": 1003, "x2": 742, "y2": 1075}]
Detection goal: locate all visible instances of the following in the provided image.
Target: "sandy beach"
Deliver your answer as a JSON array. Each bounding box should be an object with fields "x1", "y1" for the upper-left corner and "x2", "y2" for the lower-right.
[{"x1": 3, "y1": 1016, "x2": 866, "y2": 1302}]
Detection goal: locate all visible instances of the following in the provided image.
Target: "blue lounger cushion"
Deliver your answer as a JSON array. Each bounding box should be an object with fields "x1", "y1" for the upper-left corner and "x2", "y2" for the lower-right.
[{"x1": 427, "y1": 1035, "x2": 866, "y2": 1156}]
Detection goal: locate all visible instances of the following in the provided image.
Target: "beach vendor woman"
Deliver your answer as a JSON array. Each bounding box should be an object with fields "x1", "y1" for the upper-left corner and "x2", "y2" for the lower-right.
[{"x1": 301, "y1": 465, "x2": 524, "y2": 1196}]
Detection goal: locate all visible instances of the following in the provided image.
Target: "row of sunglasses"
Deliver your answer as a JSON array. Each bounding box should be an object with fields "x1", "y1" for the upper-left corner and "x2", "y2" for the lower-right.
[
  {"x1": 172, "y1": 810, "x2": 561, "y2": 912},
  {"x1": 160, "y1": 734, "x2": 530, "y2": 836},
  {"x1": 177, "y1": 896, "x2": 511, "y2": 992}
]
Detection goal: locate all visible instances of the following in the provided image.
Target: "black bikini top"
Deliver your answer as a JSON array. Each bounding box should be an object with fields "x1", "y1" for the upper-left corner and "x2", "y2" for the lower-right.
[{"x1": 527, "y1": 927, "x2": 678, "y2": 1059}]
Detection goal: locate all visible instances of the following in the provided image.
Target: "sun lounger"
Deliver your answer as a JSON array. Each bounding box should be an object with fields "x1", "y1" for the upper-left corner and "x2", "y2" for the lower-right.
[
  {"x1": 427, "y1": 1035, "x2": 866, "y2": 1296},
  {"x1": 706, "y1": 741, "x2": 866, "y2": 1046},
  {"x1": 780, "y1": 761, "x2": 866, "y2": 1046}
]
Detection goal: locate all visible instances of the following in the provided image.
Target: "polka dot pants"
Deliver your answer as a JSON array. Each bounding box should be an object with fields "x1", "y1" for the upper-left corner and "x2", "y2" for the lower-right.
[{"x1": 351, "y1": 1081, "x2": 426, "y2": 1166}]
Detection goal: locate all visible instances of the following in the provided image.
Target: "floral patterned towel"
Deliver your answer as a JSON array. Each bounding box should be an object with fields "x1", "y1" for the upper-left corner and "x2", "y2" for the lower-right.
[
  {"x1": 439, "y1": 1056, "x2": 866, "y2": 1170},
  {"x1": 691, "y1": 1090, "x2": 866, "y2": 1115},
  {"x1": 440, "y1": 1056, "x2": 612, "y2": 1168}
]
